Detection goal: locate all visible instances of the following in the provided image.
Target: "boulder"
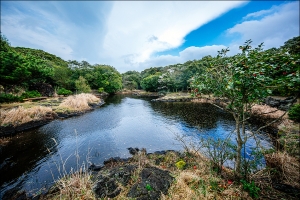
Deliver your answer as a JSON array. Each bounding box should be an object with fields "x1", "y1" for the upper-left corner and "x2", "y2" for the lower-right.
[
  {"x1": 92, "y1": 164, "x2": 137, "y2": 198},
  {"x1": 127, "y1": 167, "x2": 174, "y2": 200},
  {"x1": 29, "y1": 83, "x2": 54, "y2": 97}
]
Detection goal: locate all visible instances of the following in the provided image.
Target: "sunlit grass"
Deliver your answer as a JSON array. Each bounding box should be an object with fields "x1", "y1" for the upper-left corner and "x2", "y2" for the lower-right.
[
  {"x1": 57, "y1": 93, "x2": 100, "y2": 112},
  {"x1": 0, "y1": 106, "x2": 53, "y2": 126}
]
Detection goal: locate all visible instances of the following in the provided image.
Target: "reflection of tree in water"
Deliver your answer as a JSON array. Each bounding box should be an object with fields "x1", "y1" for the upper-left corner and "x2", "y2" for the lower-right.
[
  {"x1": 150, "y1": 102, "x2": 234, "y2": 130},
  {"x1": 0, "y1": 129, "x2": 58, "y2": 192},
  {"x1": 102, "y1": 94, "x2": 123, "y2": 105}
]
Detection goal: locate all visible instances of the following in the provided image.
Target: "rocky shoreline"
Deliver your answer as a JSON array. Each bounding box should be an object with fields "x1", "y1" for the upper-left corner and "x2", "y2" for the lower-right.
[{"x1": 2, "y1": 149, "x2": 180, "y2": 200}]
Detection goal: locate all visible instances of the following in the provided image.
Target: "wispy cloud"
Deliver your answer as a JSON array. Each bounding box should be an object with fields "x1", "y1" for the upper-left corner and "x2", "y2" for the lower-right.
[
  {"x1": 227, "y1": 1, "x2": 299, "y2": 50},
  {"x1": 138, "y1": 45, "x2": 227, "y2": 69},
  {"x1": 1, "y1": 1, "x2": 111, "y2": 62}
]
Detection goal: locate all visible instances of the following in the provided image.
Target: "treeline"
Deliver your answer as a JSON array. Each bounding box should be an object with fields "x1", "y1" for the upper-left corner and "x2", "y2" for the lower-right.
[
  {"x1": 122, "y1": 36, "x2": 299, "y2": 96},
  {"x1": 0, "y1": 35, "x2": 122, "y2": 102},
  {"x1": 0, "y1": 34, "x2": 299, "y2": 103}
]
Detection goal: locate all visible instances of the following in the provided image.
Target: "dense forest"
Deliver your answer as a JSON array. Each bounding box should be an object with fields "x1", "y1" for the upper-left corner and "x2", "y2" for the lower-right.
[{"x1": 0, "y1": 34, "x2": 299, "y2": 103}]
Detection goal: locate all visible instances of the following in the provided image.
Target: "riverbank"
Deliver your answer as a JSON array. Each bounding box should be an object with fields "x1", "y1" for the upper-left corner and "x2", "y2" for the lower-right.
[
  {"x1": 4, "y1": 148, "x2": 299, "y2": 200},
  {"x1": 0, "y1": 93, "x2": 104, "y2": 137},
  {"x1": 1, "y1": 92, "x2": 299, "y2": 199}
]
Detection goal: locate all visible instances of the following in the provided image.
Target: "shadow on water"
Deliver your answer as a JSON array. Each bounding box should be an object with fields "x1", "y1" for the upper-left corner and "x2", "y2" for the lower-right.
[{"x1": 0, "y1": 95, "x2": 273, "y2": 197}]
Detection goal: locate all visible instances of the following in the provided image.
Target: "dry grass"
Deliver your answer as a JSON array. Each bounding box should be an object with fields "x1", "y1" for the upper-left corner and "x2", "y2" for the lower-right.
[
  {"x1": 58, "y1": 93, "x2": 100, "y2": 112},
  {"x1": 0, "y1": 106, "x2": 53, "y2": 126},
  {"x1": 251, "y1": 104, "x2": 288, "y2": 119},
  {"x1": 265, "y1": 152, "x2": 300, "y2": 189},
  {"x1": 45, "y1": 168, "x2": 95, "y2": 200}
]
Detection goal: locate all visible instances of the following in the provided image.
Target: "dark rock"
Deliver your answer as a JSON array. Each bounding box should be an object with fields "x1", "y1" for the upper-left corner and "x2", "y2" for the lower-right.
[
  {"x1": 278, "y1": 103, "x2": 292, "y2": 111},
  {"x1": 109, "y1": 165, "x2": 137, "y2": 186},
  {"x1": 264, "y1": 96, "x2": 296, "y2": 111},
  {"x1": 29, "y1": 82, "x2": 54, "y2": 97},
  {"x1": 88, "y1": 163, "x2": 104, "y2": 171},
  {"x1": 92, "y1": 164, "x2": 137, "y2": 198},
  {"x1": 272, "y1": 182, "x2": 300, "y2": 197},
  {"x1": 93, "y1": 175, "x2": 121, "y2": 198},
  {"x1": 128, "y1": 147, "x2": 139, "y2": 155},
  {"x1": 103, "y1": 157, "x2": 128, "y2": 166},
  {"x1": 127, "y1": 167, "x2": 174, "y2": 200}
]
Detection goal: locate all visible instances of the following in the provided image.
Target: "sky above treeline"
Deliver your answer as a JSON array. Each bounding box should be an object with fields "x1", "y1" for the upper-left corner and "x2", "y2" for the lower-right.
[{"x1": 1, "y1": 1, "x2": 299, "y2": 73}]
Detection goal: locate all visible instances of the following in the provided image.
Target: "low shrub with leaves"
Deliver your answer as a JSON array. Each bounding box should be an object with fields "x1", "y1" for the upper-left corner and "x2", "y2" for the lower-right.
[
  {"x1": 0, "y1": 93, "x2": 21, "y2": 103},
  {"x1": 20, "y1": 90, "x2": 41, "y2": 99},
  {"x1": 57, "y1": 88, "x2": 72, "y2": 96},
  {"x1": 175, "y1": 160, "x2": 186, "y2": 170},
  {"x1": 241, "y1": 179, "x2": 260, "y2": 199},
  {"x1": 288, "y1": 103, "x2": 300, "y2": 122},
  {"x1": 98, "y1": 87, "x2": 104, "y2": 93}
]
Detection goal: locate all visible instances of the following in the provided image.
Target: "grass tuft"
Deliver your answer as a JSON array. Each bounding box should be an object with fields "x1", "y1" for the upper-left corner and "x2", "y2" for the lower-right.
[
  {"x1": 0, "y1": 106, "x2": 53, "y2": 126},
  {"x1": 57, "y1": 93, "x2": 100, "y2": 112}
]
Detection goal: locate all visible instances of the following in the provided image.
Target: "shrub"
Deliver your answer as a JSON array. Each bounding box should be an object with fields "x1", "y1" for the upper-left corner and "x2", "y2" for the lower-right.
[
  {"x1": 175, "y1": 160, "x2": 186, "y2": 170},
  {"x1": 0, "y1": 93, "x2": 21, "y2": 103},
  {"x1": 75, "y1": 76, "x2": 91, "y2": 93},
  {"x1": 57, "y1": 88, "x2": 72, "y2": 96},
  {"x1": 288, "y1": 104, "x2": 300, "y2": 122},
  {"x1": 20, "y1": 90, "x2": 41, "y2": 99},
  {"x1": 98, "y1": 87, "x2": 104, "y2": 93},
  {"x1": 241, "y1": 180, "x2": 260, "y2": 199}
]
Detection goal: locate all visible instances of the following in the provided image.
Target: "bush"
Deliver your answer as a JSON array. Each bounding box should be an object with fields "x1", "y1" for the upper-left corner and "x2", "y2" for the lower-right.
[
  {"x1": 288, "y1": 103, "x2": 300, "y2": 122},
  {"x1": 57, "y1": 88, "x2": 72, "y2": 96},
  {"x1": 175, "y1": 160, "x2": 186, "y2": 170},
  {"x1": 20, "y1": 90, "x2": 41, "y2": 99},
  {"x1": 98, "y1": 87, "x2": 104, "y2": 93},
  {"x1": 0, "y1": 93, "x2": 21, "y2": 103},
  {"x1": 241, "y1": 180, "x2": 260, "y2": 199},
  {"x1": 75, "y1": 76, "x2": 91, "y2": 93}
]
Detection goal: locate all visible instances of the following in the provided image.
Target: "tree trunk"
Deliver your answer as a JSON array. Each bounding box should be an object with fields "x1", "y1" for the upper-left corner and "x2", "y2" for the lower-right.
[{"x1": 234, "y1": 113, "x2": 243, "y2": 175}]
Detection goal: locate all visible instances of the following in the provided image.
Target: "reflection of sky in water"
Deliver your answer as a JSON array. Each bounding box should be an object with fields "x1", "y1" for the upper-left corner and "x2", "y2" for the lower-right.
[{"x1": 0, "y1": 95, "x2": 274, "y2": 197}]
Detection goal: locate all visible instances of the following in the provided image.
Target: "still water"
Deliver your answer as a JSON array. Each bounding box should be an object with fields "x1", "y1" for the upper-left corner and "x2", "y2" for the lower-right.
[{"x1": 0, "y1": 95, "x2": 273, "y2": 197}]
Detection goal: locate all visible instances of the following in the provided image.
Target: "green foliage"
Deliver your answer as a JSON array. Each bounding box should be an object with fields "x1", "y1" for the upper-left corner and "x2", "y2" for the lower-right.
[
  {"x1": 241, "y1": 180, "x2": 260, "y2": 199},
  {"x1": 281, "y1": 36, "x2": 300, "y2": 55},
  {"x1": 141, "y1": 73, "x2": 161, "y2": 92},
  {"x1": 57, "y1": 88, "x2": 72, "y2": 96},
  {"x1": 0, "y1": 36, "x2": 54, "y2": 91},
  {"x1": 0, "y1": 93, "x2": 21, "y2": 103},
  {"x1": 98, "y1": 87, "x2": 104, "y2": 93},
  {"x1": 75, "y1": 76, "x2": 91, "y2": 93},
  {"x1": 20, "y1": 90, "x2": 41, "y2": 99},
  {"x1": 145, "y1": 183, "x2": 153, "y2": 191},
  {"x1": 175, "y1": 160, "x2": 186, "y2": 170},
  {"x1": 288, "y1": 104, "x2": 300, "y2": 122},
  {"x1": 122, "y1": 71, "x2": 141, "y2": 90}
]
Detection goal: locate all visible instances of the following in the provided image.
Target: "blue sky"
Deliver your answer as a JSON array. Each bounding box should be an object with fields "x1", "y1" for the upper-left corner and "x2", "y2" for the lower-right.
[{"x1": 1, "y1": 1, "x2": 299, "y2": 73}]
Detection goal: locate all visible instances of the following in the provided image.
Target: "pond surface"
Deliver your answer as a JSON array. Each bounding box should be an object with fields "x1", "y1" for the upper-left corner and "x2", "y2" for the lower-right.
[{"x1": 0, "y1": 95, "x2": 273, "y2": 197}]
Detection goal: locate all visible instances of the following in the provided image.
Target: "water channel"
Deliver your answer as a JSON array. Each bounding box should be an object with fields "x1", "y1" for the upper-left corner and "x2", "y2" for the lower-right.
[{"x1": 0, "y1": 95, "x2": 273, "y2": 197}]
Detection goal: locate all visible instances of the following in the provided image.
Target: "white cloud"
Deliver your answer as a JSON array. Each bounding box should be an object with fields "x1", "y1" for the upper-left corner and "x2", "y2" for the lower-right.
[
  {"x1": 1, "y1": 1, "x2": 111, "y2": 62},
  {"x1": 227, "y1": 1, "x2": 299, "y2": 50},
  {"x1": 102, "y1": 1, "x2": 246, "y2": 71},
  {"x1": 138, "y1": 45, "x2": 227, "y2": 70}
]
